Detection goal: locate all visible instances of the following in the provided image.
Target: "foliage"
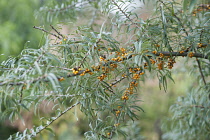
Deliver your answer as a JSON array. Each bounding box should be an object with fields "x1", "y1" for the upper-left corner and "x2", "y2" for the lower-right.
[{"x1": 0, "y1": 0, "x2": 209, "y2": 139}]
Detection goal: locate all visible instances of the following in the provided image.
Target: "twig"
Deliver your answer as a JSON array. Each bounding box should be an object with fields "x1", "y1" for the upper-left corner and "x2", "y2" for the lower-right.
[
  {"x1": 33, "y1": 26, "x2": 62, "y2": 39},
  {"x1": 29, "y1": 102, "x2": 80, "y2": 138},
  {"x1": 50, "y1": 25, "x2": 64, "y2": 38},
  {"x1": 196, "y1": 58, "x2": 206, "y2": 85}
]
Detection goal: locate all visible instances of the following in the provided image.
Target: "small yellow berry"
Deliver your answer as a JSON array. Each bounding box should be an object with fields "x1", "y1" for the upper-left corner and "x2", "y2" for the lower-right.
[
  {"x1": 58, "y1": 77, "x2": 65, "y2": 82},
  {"x1": 152, "y1": 51, "x2": 157, "y2": 54},
  {"x1": 155, "y1": 44, "x2": 160, "y2": 47},
  {"x1": 179, "y1": 50, "x2": 184, "y2": 54},
  {"x1": 159, "y1": 53, "x2": 164, "y2": 58},
  {"x1": 188, "y1": 52, "x2": 194, "y2": 58}
]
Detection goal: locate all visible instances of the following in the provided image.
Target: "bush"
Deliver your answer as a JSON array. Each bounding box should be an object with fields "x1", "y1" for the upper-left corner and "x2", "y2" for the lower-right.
[{"x1": 0, "y1": 0, "x2": 209, "y2": 139}]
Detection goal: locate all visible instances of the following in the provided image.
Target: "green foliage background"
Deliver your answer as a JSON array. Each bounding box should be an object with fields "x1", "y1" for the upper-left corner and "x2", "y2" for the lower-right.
[{"x1": 0, "y1": 0, "x2": 43, "y2": 62}]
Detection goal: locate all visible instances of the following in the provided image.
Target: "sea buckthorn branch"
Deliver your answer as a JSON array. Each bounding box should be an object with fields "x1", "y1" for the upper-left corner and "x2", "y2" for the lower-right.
[
  {"x1": 0, "y1": 49, "x2": 208, "y2": 86},
  {"x1": 33, "y1": 26, "x2": 62, "y2": 40},
  {"x1": 27, "y1": 102, "x2": 80, "y2": 139},
  {"x1": 0, "y1": 51, "x2": 207, "y2": 86}
]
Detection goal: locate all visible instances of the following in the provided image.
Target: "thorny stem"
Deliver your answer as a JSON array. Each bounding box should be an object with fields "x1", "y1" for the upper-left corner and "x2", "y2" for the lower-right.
[
  {"x1": 50, "y1": 25, "x2": 64, "y2": 38},
  {"x1": 29, "y1": 102, "x2": 80, "y2": 139}
]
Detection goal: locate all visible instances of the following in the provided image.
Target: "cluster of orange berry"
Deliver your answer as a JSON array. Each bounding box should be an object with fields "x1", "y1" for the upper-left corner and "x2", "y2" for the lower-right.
[
  {"x1": 188, "y1": 52, "x2": 194, "y2": 58},
  {"x1": 150, "y1": 52, "x2": 177, "y2": 70},
  {"x1": 70, "y1": 67, "x2": 94, "y2": 77},
  {"x1": 150, "y1": 58, "x2": 156, "y2": 64},
  {"x1": 167, "y1": 58, "x2": 176, "y2": 69},
  {"x1": 95, "y1": 47, "x2": 131, "y2": 81},
  {"x1": 115, "y1": 109, "x2": 121, "y2": 117},
  {"x1": 110, "y1": 47, "x2": 129, "y2": 61},
  {"x1": 72, "y1": 67, "x2": 81, "y2": 74},
  {"x1": 120, "y1": 68, "x2": 144, "y2": 101},
  {"x1": 157, "y1": 61, "x2": 164, "y2": 70},
  {"x1": 197, "y1": 43, "x2": 207, "y2": 48},
  {"x1": 97, "y1": 73, "x2": 107, "y2": 81}
]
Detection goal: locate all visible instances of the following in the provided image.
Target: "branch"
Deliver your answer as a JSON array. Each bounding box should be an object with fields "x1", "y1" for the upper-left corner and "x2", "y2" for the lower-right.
[
  {"x1": 0, "y1": 51, "x2": 208, "y2": 86},
  {"x1": 153, "y1": 51, "x2": 209, "y2": 59},
  {"x1": 33, "y1": 26, "x2": 62, "y2": 39}
]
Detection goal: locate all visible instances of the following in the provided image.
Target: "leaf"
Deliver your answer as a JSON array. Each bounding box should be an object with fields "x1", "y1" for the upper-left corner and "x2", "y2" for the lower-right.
[
  {"x1": 34, "y1": 61, "x2": 42, "y2": 75},
  {"x1": 116, "y1": 129, "x2": 128, "y2": 138},
  {"x1": 162, "y1": 75, "x2": 167, "y2": 92},
  {"x1": 143, "y1": 55, "x2": 151, "y2": 71},
  {"x1": 183, "y1": 0, "x2": 188, "y2": 12},
  {"x1": 189, "y1": 0, "x2": 198, "y2": 13},
  {"x1": 166, "y1": 71, "x2": 175, "y2": 83},
  {"x1": 134, "y1": 40, "x2": 142, "y2": 53},
  {"x1": 45, "y1": 128, "x2": 55, "y2": 135},
  {"x1": 20, "y1": 103, "x2": 30, "y2": 111}
]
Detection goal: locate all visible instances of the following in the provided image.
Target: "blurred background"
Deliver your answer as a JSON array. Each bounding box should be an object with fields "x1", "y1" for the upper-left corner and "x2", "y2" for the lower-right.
[{"x1": 0, "y1": 0, "x2": 194, "y2": 140}]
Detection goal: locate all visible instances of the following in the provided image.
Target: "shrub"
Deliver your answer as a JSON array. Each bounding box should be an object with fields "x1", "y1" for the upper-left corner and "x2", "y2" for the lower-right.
[{"x1": 0, "y1": 0, "x2": 209, "y2": 139}]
